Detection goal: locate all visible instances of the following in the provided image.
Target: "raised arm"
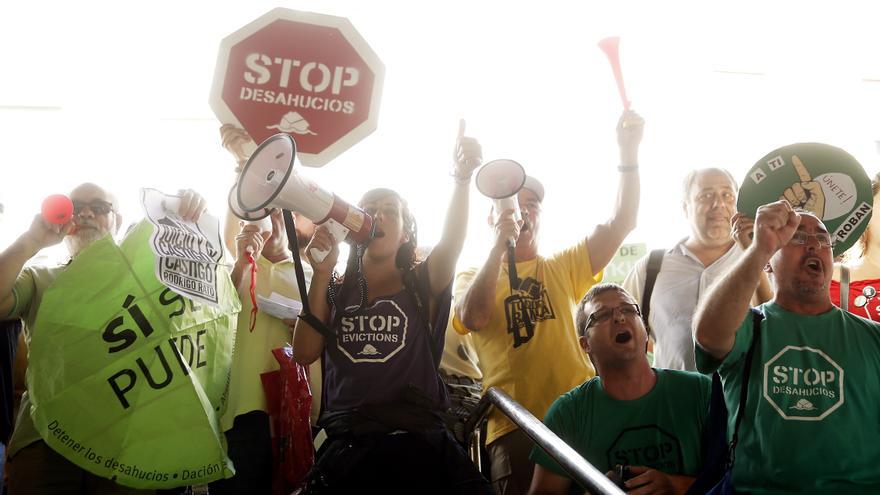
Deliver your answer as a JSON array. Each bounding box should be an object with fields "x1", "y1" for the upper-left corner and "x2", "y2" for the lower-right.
[
  {"x1": 292, "y1": 226, "x2": 338, "y2": 364},
  {"x1": 0, "y1": 215, "x2": 68, "y2": 317},
  {"x1": 427, "y1": 119, "x2": 482, "y2": 297},
  {"x1": 585, "y1": 110, "x2": 644, "y2": 275},
  {"x1": 694, "y1": 201, "x2": 799, "y2": 360},
  {"x1": 731, "y1": 212, "x2": 774, "y2": 305}
]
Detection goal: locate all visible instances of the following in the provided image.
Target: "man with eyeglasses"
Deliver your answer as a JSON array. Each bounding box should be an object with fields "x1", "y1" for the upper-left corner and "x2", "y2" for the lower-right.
[
  {"x1": 0, "y1": 183, "x2": 205, "y2": 494},
  {"x1": 623, "y1": 168, "x2": 771, "y2": 371},
  {"x1": 454, "y1": 110, "x2": 644, "y2": 495},
  {"x1": 694, "y1": 201, "x2": 880, "y2": 494},
  {"x1": 528, "y1": 282, "x2": 710, "y2": 495}
]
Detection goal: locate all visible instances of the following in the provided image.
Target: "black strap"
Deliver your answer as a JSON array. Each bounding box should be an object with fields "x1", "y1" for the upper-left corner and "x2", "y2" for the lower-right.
[
  {"x1": 727, "y1": 308, "x2": 764, "y2": 468},
  {"x1": 282, "y1": 209, "x2": 336, "y2": 339},
  {"x1": 641, "y1": 249, "x2": 665, "y2": 329},
  {"x1": 838, "y1": 264, "x2": 850, "y2": 312},
  {"x1": 506, "y1": 244, "x2": 534, "y2": 338}
]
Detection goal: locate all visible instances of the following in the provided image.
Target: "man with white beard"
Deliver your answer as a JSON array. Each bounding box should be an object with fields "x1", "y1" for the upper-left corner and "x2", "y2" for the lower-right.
[{"x1": 0, "y1": 183, "x2": 205, "y2": 494}]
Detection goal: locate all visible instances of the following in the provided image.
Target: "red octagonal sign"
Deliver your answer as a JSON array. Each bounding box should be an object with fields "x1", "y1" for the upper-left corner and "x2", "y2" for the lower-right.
[{"x1": 210, "y1": 8, "x2": 384, "y2": 167}]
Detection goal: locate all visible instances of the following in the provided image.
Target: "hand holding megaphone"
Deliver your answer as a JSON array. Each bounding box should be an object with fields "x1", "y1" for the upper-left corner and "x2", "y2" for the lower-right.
[
  {"x1": 305, "y1": 224, "x2": 341, "y2": 270},
  {"x1": 476, "y1": 159, "x2": 527, "y2": 247},
  {"x1": 493, "y1": 205, "x2": 523, "y2": 251}
]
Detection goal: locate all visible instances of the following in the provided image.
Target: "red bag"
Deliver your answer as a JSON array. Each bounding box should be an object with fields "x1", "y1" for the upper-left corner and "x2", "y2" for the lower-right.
[{"x1": 260, "y1": 346, "x2": 315, "y2": 495}]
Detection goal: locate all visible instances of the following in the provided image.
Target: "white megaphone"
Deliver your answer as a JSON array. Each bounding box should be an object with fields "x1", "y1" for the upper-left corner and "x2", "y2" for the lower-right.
[
  {"x1": 476, "y1": 159, "x2": 527, "y2": 246},
  {"x1": 228, "y1": 184, "x2": 272, "y2": 233},
  {"x1": 235, "y1": 133, "x2": 373, "y2": 262}
]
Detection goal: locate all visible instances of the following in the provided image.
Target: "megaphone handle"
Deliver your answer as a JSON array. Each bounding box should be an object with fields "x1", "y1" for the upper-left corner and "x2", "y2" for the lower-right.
[
  {"x1": 507, "y1": 245, "x2": 519, "y2": 292},
  {"x1": 310, "y1": 218, "x2": 351, "y2": 263},
  {"x1": 310, "y1": 247, "x2": 330, "y2": 263}
]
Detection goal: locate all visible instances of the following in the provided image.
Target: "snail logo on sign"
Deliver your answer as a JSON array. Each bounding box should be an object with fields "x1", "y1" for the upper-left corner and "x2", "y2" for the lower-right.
[
  {"x1": 267, "y1": 111, "x2": 317, "y2": 135},
  {"x1": 763, "y1": 345, "x2": 845, "y2": 421},
  {"x1": 210, "y1": 8, "x2": 385, "y2": 167}
]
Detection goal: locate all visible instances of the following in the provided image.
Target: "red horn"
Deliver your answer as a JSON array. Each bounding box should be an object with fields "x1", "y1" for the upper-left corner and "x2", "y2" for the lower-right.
[
  {"x1": 41, "y1": 194, "x2": 73, "y2": 225},
  {"x1": 597, "y1": 37, "x2": 630, "y2": 110}
]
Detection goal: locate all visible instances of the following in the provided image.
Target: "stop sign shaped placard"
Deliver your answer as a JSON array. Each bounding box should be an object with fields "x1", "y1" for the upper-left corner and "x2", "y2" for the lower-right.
[{"x1": 210, "y1": 8, "x2": 384, "y2": 167}]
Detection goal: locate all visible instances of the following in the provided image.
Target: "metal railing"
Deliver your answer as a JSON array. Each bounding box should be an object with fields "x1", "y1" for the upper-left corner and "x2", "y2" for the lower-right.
[{"x1": 467, "y1": 387, "x2": 625, "y2": 495}]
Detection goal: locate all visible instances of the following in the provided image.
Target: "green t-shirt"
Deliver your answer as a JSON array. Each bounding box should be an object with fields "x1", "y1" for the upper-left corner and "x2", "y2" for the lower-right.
[
  {"x1": 529, "y1": 369, "x2": 710, "y2": 490},
  {"x1": 6, "y1": 264, "x2": 66, "y2": 457},
  {"x1": 696, "y1": 302, "x2": 880, "y2": 494}
]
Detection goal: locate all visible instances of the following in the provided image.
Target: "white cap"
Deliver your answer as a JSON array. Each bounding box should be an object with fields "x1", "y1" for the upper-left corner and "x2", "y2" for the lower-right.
[{"x1": 523, "y1": 176, "x2": 544, "y2": 202}]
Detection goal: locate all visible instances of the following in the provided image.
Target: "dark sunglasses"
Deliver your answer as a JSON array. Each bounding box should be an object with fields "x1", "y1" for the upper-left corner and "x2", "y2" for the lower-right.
[{"x1": 72, "y1": 200, "x2": 115, "y2": 216}]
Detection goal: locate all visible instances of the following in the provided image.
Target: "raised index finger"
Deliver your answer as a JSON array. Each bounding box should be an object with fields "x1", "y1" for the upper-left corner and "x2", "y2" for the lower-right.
[
  {"x1": 458, "y1": 118, "x2": 466, "y2": 140},
  {"x1": 792, "y1": 155, "x2": 812, "y2": 182}
]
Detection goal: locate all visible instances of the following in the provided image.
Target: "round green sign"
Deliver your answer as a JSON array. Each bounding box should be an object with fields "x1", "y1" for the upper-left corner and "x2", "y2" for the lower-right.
[{"x1": 737, "y1": 142, "x2": 873, "y2": 256}]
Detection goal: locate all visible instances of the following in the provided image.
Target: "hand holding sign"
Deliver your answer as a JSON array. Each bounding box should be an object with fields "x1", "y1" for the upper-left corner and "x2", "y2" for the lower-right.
[
  {"x1": 220, "y1": 124, "x2": 257, "y2": 173},
  {"x1": 731, "y1": 211, "x2": 756, "y2": 250},
  {"x1": 453, "y1": 119, "x2": 482, "y2": 180},
  {"x1": 780, "y1": 155, "x2": 826, "y2": 219}
]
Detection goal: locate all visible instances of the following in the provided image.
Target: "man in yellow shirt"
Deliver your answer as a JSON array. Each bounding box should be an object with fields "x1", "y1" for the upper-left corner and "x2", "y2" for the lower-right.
[{"x1": 454, "y1": 110, "x2": 644, "y2": 495}]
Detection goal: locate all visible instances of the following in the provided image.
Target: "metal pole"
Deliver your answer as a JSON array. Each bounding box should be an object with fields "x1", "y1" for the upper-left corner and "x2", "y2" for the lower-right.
[{"x1": 486, "y1": 387, "x2": 625, "y2": 495}]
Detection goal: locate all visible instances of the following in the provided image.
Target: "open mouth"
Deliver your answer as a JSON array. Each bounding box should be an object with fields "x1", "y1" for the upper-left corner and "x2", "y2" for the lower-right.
[
  {"x1": 373, "y1": 229, "x2": 386, "y2": 238},
  {"x1": 803, "y1": 256, "x2": 823, "y2": 275},
  {"x1": 614, "y1": 331, "x2": 633, "y2": 344}
]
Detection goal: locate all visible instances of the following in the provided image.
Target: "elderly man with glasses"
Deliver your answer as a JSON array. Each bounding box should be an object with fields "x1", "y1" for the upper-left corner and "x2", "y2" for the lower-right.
[
  {"x1": 528, "y1": 282, "x2": 711, "y2": 495},
  {"x1": 0, "y1": 182, "x2": 205, "y2": 495}
]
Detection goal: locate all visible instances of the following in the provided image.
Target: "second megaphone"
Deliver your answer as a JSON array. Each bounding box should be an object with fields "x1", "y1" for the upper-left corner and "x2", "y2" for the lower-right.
[
  {"x1": 234, "y1": 133, "x2": 373, "y2": 261},
  {"x1": 476, "y1": 159, "x2": 527, "y2": 246}
]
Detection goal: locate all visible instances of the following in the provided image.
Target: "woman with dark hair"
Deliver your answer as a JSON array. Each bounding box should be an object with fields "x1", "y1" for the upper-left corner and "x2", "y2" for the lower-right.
[
  {"x1": 292, "y1": 123, "x2": 492, "y2": 494},
  {"x1": 831, "y1": 171, "x2": 880, "y2": 320}
]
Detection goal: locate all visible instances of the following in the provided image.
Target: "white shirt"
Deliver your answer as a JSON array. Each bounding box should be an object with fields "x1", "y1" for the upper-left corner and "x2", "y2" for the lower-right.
[{"x1": 623, "y1": 239, "x2": 743, "y2": 371}]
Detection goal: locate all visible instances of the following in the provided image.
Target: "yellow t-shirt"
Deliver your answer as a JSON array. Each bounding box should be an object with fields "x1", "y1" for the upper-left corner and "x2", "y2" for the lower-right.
[
  {"x1": 453, "y1": 239, "x2": 599, "y2": 445},
  {"x1": 220, "y1": 256, "x2": 319, "y2": 431}
]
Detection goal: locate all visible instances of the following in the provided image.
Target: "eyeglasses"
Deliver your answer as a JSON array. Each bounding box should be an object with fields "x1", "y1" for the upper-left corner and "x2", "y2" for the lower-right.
[
  {"x1": 585, "y1": 303, "x2": 641, "y2": 329},
  {"x1": 788, "y1": 231, "x2": 833, "y2": 249},
  {"x1": 72, "y1": 200, "x2": 115, "y2": 216}
]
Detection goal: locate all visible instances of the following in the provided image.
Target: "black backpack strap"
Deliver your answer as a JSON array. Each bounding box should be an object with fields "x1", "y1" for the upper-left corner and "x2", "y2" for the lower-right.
[
  {"x1": 641, "y1": 249, "x2": 665, "y2": 329},
  {"x1": 838, "y1": 263, "x2": 849, "y2": 312},
  {"x1": 727, "y1": 308, "x2": 764, "y2": 467},
  {"x1": 685, "y1": 308, "x2": 763, "y2": 495}
]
